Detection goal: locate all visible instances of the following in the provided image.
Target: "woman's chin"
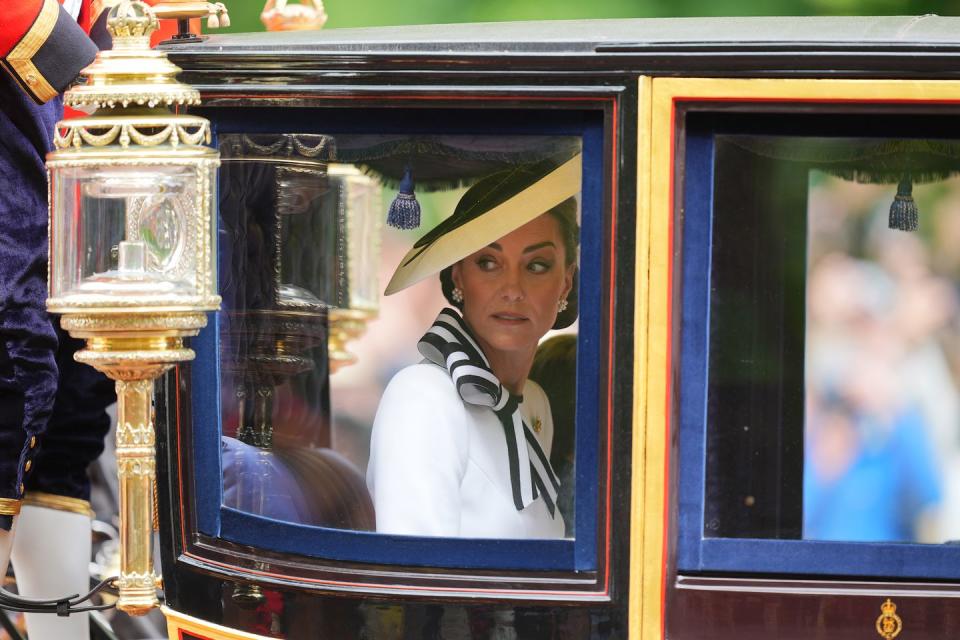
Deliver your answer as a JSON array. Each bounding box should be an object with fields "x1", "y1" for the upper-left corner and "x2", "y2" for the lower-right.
[{"x1": 478, "y1": 323, "x2": 541, "y2": 354}]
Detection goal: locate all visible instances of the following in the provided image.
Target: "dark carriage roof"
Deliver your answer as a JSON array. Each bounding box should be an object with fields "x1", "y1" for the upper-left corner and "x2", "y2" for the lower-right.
[{"x1": 175, "y1": 16, "x2": 960, "y2": 55}]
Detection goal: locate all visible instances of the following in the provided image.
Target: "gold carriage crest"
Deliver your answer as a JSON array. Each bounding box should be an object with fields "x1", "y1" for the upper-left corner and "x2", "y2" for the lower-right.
[{"x1": 875, "y1": 599, "x2": 903, "y2": 640}]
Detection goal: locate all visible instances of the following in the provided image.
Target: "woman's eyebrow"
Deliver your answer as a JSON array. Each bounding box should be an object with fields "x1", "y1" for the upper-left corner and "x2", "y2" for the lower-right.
[{"x1": 522, "y1": 241, "x2": 556, "y2": 254}]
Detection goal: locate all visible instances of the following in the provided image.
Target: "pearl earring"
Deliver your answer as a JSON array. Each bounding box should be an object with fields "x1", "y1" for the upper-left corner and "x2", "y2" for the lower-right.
[
  {"x1": 558, "y1": 297, "x2": 568, "y2": 312},
  {"x1": 452, "y1": 287, "x2": 464, "y2": 304}
]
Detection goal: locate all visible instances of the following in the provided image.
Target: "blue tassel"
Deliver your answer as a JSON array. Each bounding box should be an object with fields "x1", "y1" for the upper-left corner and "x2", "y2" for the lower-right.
[
  {"x1": 889, "y1": 177, "x2": 918, "y2": 232},
  {"x1": 387, "y1": 167, "x2": 421, "y2": 230}
]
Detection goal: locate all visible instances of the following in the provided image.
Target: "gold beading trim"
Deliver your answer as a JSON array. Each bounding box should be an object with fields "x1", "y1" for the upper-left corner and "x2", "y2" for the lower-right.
[
  {"x1": 0, "y1": 498, "x2": 22, "y2": 516},
  {"x1": 54, "y1": 118, "x2": 211, "y2": 151},
  {"x1": 23, "y1": 492, "x2": 94, "y2": 517},
  {"x1": 64, "y1": 86, "x2": 200, "y2": 111},
  {"x1": 59, "y1": 312, "x2": 208, "y2": 333},
  {"x1": 47, "y1": 153, "x2": 219, "y2": 166},
  {"x1": 116, "y1": 571, "x2": 157, "y2": 591},
  {"x1": 60, "y1": 313, "x2": 207, "y2": 335},
  {"x1": 5, "y1": 0, "x2": 59, "y2": 103},
  {"x1": 47, "y1": 294, "x2": 221, "y2": 313},
  {"x1": 75, "y1": 349, "x2": 194, "y2": 366}
]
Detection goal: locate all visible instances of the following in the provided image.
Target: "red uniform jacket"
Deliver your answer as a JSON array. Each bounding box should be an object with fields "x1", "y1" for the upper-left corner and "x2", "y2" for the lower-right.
[{"x1": 0, "y1": 0, "x2": 98, "y2": 104}]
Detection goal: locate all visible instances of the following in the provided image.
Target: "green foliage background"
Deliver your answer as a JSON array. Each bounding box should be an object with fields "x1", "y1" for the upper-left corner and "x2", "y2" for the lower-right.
[{"x1": 214, "y1": 0, "x2": 957, "y2": 33}]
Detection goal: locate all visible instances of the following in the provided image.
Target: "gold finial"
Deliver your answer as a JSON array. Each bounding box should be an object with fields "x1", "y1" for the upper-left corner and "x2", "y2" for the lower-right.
[
  {"x1": 261, "y1": 0, "x2": 327, "y2": 31},
  {"x1": 106, "y1": 1, "x2": 159, "y2": 41},
  {"x1": 63, "y1": 0, "x2": 200, "y2": 111},
  {"x1": 875, "y1": 598, "x2": 903, "y2": 640}
]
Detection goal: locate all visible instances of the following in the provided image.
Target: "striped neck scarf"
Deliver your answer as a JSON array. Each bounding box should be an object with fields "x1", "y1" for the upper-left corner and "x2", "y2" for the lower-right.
[{"x1": 418, "y1": 308, "x2": 561, "y2": 517}]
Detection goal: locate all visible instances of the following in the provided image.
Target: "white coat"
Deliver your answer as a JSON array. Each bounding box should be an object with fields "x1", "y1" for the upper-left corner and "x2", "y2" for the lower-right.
[{"x1": 367, "y1": 362, "x2": 565, "y2": 539}]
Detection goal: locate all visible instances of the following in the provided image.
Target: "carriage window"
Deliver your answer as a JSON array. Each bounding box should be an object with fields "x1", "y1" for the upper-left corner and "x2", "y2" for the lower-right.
[
  {"x1": 680, "y1": 119, "x2": 960, "y2": 578},
  {"x1": 216, "y1": 132, "x2": 583, "y2": 544}
]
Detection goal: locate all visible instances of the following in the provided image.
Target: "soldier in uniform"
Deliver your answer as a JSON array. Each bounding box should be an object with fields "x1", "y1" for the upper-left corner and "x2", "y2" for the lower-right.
[{"x1": 0, "y1": 2, "x2": 116, "y2": 639}]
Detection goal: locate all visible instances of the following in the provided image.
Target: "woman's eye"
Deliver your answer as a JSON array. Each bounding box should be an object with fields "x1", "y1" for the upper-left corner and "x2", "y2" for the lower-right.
[
  {"x1": 477, "y1": 256, "x2": 498, "y2": 271},
  {"x1": 528, "y1": 260, "x2": 553, "y2": 274}
]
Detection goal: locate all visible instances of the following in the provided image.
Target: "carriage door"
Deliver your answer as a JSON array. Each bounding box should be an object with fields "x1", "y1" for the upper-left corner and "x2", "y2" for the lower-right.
[{"x1": 634, "y1": 77, "x2": 960, "y2": 639}]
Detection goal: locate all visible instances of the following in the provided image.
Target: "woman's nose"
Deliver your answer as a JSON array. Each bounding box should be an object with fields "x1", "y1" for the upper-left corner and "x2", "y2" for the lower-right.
[{"x1": 499, "y1": 269, "x2": 525, "y2": 301}]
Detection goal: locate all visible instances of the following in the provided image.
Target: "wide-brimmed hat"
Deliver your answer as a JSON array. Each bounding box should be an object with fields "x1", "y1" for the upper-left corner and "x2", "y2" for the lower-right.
[{"x1": 384, "y1": 153, "x2": 582, "y2": 300}]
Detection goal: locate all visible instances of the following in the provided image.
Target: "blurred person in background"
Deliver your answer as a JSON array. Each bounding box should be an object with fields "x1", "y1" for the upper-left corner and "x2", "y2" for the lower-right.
[
  {"x1": 529, "y1": 333, "x2": 577, "y2": 537},
  {"x1": 804, "y1": 253, "x2": 943, "y2": 543}
]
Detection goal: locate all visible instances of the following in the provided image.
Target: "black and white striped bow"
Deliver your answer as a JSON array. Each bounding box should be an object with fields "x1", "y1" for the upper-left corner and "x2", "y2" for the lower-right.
[{"x1": 418, "y1": 308, "x2": 561, "y2": 517}]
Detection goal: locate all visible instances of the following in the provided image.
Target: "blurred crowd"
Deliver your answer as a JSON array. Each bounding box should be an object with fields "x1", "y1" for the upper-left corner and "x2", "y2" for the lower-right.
[{"x1": 804, "y1": 172, "x2": 960, "y2": 543}]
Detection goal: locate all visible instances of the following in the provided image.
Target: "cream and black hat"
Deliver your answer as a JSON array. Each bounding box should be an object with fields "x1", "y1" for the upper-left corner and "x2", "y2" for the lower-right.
[{"x1": 385, "y1": 153, "x2": 582, "y2": 328}]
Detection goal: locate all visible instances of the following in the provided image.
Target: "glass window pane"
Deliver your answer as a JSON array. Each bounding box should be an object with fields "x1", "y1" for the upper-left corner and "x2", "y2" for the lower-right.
[
  {"x1": 217, "y1": 133, "x2": 582, "y2": 540},
  {"x1": 706, "y1": 134, "x2": 960, "y2": 545}
]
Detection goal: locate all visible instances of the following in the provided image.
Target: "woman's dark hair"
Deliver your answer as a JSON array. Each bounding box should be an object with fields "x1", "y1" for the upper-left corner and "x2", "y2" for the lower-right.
[{"x1": 440, "y1": 196, "x2": 580, "y2": 330}]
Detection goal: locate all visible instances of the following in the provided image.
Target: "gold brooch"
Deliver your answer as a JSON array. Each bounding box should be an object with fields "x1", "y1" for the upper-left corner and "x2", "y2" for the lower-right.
[{"x1": 532, "y1": 416, "x2": 542, "y2": 434}]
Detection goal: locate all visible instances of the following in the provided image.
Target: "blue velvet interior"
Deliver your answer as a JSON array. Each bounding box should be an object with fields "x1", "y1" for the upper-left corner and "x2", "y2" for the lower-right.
[
  {"x1": 573, "y1": 120, "x2": 603, "y2": 569},
  {"x1": 192, "y1": 312, "x2": 221, "y2": 535},
  {"x1": 697, "y1": 538, "x2": 960, "y2": 579},
  {"x1": 676, "y1": 130, "x2": 714, "y2": 572},
  {"x1": 220, "y1": 507, "x2": 573, "y2": 570},
  {"x1": 676, "y1": 117, "x2": 960, "y2": 579},
  {"x1": 189, "y1": 107, "x2": 606, "y2": 571},
  {"x1": 191, "y1": 127, "x2": 224, "y2": 536}
]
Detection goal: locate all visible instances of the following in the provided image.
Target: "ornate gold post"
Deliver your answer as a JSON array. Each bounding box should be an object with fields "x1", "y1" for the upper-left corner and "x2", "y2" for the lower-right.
[
  {"x1": 114, "y1": 378, "x2": 158, "y2": 613},
  {"x1": 64, "y1": 317, "x2": 206, "y2": 613},
  {"x1": 61, "y1": 316, "x2": 208, "y2": 613}
]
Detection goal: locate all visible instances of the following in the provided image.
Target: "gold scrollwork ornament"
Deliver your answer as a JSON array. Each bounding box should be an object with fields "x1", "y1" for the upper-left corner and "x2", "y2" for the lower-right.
[{"x1": 875, "y1": 599, "x2": 903, "y2": 640}]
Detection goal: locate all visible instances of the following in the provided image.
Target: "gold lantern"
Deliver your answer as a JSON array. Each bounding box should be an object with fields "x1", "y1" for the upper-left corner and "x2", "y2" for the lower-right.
[
  {"x1": 45, "y1": 1, "x2": 220, "y2": 616},
  {"x1": 260, "y1": 0, "x2": 327, "y2": 32}
]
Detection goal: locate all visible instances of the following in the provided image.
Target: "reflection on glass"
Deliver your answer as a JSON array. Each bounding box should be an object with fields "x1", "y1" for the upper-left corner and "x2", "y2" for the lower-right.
[
  {"x1": 706, "y1": 134, "x2": 960, "y2": 545},
  {"x1": 217, "y1": 133, "x2": 581, "y2": 540},
  {"x1": 218, "y1": 134, "x2": 376, "y2": 531}
]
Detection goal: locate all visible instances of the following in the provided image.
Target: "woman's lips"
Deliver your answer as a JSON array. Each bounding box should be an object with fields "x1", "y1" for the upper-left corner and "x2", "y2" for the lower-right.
[{"x1": 492, "y1": 312, "x2": 529, "y2": 324}]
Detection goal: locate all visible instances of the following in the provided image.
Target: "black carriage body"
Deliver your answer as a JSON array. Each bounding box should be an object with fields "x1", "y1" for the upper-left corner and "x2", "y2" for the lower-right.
[{"x1": 156, "y1": 17, "x2": 960, "y2": 640}]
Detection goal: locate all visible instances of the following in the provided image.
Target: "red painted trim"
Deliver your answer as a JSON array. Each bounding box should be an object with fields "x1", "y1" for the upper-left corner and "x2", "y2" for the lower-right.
[
  {"x1": 603, "y1": 99, "x2": 618, "y2": 595},
  {"x1": 200, "y1": 93, "x2": 613, "y2": 103},
  {"x1": 176, "y1": 366, "x2": 188, "y2": 552},
  {"x1": 673, "y1": 95, "x2": 960, "y2": 106},
  {"x1": 177, "y1": 627, "x2": 214, "y2": 640},
  {"x1": 175, "y1": 91, "x2": 618, "y2": 598},
  {"x1": 660, "y1": 98, "x2": 678, "y2": 640}
]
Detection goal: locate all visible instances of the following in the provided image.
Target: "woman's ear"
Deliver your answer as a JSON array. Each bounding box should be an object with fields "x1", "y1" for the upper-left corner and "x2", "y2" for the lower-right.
[
  {"x1": 451, "y1": 262, "x2": 463, "y2": 290},
  {"x1": 562, "y1": 263, "x2": 575, "y2": 299}
]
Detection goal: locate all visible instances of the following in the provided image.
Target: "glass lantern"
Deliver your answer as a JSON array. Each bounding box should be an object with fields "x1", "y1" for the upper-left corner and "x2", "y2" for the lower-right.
[{"x1": 47, "y1": 158, "x2": 218, "y2": 313}]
